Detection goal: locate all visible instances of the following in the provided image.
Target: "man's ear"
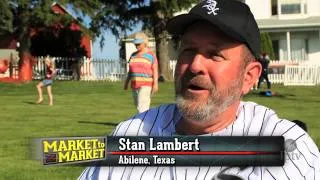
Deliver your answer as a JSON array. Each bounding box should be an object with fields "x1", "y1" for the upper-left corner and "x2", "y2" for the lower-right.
[{"x1": 241, "y1": 61, "x2": 262, "y2": 95}]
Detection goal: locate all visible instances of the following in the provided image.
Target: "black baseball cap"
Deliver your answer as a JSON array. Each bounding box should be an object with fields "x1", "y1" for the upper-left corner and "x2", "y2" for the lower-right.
[{"x1": 167, "y1": 0, "x2": 260, "y2": 58}]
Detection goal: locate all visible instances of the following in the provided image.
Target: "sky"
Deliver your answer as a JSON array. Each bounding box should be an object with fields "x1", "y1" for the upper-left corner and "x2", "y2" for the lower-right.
[
  {"x1": 84, "y1": 1, "x2": 150, "y2": 60},
  {"x1": 92, "y1": 25, "x2": 141, "y2": 59},
  {"x1": 66, "y1": 5, "x2": 143, "y2": 60},
  {"x1": 92, "y1": 32, "x2": 121, "y2": 59}
]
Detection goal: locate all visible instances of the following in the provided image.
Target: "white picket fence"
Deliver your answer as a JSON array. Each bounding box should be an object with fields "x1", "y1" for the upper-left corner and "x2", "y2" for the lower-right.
[
  {"x1": 169, "y1": 60, "x2": 290, "y2": 84},
  {"x1": 33, "y1": 57, "x2": 78, "y2": 80},
  {"x1": 81, "y1": 58, "x2": 127, "y2": 81},
  {"x1": 30, "y1": 57, "x2": 320, "y2": 85},
  {"x1": 169, "y1": 60, "x2": 177, "y2": 79},
  {"x1": 169, "y1": 60, "x2": 320, "y2": 86},
  {"x1": 268, "y1": 61, "x2": 289, "y2": 84},
  {"x1": 265, "y1": 61, "x2": 320, "y2": 85},
  {"x1": 284, "y1": 65, "x2": 320, "y2": 86},
  {"x1": 33, "y1": 57, "x2": 127, "y2": 81}
]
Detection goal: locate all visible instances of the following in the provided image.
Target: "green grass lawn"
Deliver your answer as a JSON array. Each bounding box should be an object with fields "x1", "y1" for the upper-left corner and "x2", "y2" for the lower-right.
[{"x1": 0, "y1": 81, "x2": 319, "y2": 180}]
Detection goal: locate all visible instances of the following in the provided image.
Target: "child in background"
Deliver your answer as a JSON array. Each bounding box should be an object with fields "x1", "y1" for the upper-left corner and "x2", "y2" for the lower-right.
[{"x1": 36, "y1": 56, "x2": 55, "y2": 106}]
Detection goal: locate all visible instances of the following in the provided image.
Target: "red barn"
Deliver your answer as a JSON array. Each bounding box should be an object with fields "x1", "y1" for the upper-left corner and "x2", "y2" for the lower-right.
[
  {"x1": 48, "y1": 2, "x2": 92, "y2": 58},
  {"x1": 0, "y1": 2, "x2": 92, "y2": 58}
]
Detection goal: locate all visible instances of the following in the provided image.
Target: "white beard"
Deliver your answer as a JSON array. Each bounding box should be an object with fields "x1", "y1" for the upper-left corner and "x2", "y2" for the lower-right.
[{"x1": 176, "y1": 77, "x2": 243, "y2": 123}]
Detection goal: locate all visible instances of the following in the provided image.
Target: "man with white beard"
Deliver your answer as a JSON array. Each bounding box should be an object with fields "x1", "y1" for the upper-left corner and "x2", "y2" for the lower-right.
[{"x1": 79, "y1": 0, "x2": 320, "y2": 179}]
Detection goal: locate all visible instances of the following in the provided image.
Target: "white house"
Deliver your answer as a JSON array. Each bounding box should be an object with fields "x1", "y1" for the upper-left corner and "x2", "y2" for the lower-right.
[
  {"x1": 245, "y1": 0, "x2": 320, "y2": 64},
  {"x1": 120, "y1": 0, "x2": 320, "y2": 85},
  {"x1": 122, "y1": 0, "x2": 320, "y2": 63}
]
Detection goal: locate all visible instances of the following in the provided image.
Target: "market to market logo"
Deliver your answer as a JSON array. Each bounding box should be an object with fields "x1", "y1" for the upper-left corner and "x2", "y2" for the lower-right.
[{"x1": 42, "y1": 137, "x2": 106, "y2": 165}]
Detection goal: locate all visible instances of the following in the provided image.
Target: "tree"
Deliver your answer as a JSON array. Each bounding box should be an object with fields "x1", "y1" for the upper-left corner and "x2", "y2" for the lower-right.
[
  {"x1": 2, "y1": 0, "x2": 101, "y2": 81},
  {"x1": 2, "y1": 0, "x2": 198, "y2": 81},
  {"x1": 30, "y1": 27, "x2": 87, "y2": 57},
  {"x1": 0, "y1": 0, "x2": 13, "y2": 35},
  {"x1": 94, "y1": 0, "x2": 199, "y2": 81},
  {"x1": 149, "y1": 0, "x2": 199, "y2": 81},
  {"x1": 260, "y1": 32, "x2": 275, "y2": 60}
]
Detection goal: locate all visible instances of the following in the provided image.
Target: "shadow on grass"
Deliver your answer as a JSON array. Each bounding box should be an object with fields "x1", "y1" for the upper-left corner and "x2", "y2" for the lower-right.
[
  {"x1": 78, "y1": 121, "x2": 118, "y2": 127},
  {"x1": 245, "y1": 91, "x2": 296, "y2": 99},
  {"x1": 23, "y1": 101, "x2": 38, "y2": 105}
]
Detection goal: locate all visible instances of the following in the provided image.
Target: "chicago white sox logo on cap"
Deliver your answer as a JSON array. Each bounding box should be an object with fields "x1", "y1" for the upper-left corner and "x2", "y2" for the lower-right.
[{"x1": 202, "y1": 0, "x2": 220, "y2": 15}]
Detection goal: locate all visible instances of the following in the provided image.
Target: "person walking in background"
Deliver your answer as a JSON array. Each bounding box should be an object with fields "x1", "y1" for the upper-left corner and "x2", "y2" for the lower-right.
[
  {"x1": 124, "y1": 32, "x2": 158, "y2": 113},
  {"x1": 36, "y1": 56, "x2": 55, "y2": 106},
  {"x1": 257, "y1": 52, "x2": 271, "y2": 89}
]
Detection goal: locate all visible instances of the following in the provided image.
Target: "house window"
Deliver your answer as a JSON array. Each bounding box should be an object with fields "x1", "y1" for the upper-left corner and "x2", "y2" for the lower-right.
[
  {"x1": 280, "y1": 0, "x2": 303, "y2": 14},
  {"x1": 272, "y1": 40, "x2": 279, "y2": 60},
  {"x1": 305, "y1": 39, "x2": 309, "y2": 55},
  {"x1": 272, "y1": 0, "x2": 306, "y2": 15},
  {"x1": 279, "y1": 38, "x2": 308, "y2": 61},
  {"x1": 272, "y1": 0, "x2": 278, "y2": 15},
  {"x1": 291, "y1": 39, "x2": 307, "y2": 61},
  {"x1": 281, "y1": 4, "x2": 300, "y2": 14}
]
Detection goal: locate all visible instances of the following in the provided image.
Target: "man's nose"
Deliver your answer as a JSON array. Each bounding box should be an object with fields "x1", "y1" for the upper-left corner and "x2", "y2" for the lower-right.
[{"x1": 189, "y1": 54, "x2": 207, "y2": 75}]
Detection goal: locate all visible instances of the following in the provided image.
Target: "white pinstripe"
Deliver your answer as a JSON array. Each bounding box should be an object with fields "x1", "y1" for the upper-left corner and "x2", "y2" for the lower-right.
[{"x1": 78, "y1": 102, "x2": 320, "y2": 180}]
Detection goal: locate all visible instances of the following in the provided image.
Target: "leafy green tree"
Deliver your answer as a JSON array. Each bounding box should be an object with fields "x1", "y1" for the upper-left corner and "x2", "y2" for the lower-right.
[
  {"x1": 94, "y1": 0, "x2": 199, "y2": 81},
  {"x1": 2, "y1": 0, "x2": 101, "y2": 81},
  {"x1": 0, "y1": 0, "x2": 13, "y2": 35},
  {"x1": 30, "y1": 27, "x2": 87, "y2": 57},
  {"x1": 149, "y1": 0, "x2": 199, "y2": 81},
  {"x1": 2, "y1": 0, "x2": 198, "y2": 81},
  {"x1": 260, "y1": 32, "x2": 275, "y2": 60}
]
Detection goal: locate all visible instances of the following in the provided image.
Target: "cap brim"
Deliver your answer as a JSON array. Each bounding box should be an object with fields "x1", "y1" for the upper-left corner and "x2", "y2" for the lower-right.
[{"x1": 167, "y1": 14, "x2": 204, "y2": 35}]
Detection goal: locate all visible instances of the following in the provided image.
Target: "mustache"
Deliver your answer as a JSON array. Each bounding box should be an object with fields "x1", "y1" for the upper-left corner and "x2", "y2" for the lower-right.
[{"x1": 179, "y1": 73, "x2": 214, "y2": 91}]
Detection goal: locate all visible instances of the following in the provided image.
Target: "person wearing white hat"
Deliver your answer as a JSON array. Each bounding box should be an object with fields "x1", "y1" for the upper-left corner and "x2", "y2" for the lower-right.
[{"x1": 124, "y1": 32, "x2": 159, "y2": 113}]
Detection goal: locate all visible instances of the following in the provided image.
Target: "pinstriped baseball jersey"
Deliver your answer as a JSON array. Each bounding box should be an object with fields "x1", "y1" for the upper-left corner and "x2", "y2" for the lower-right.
[{"x1": 78, "y1": 101, "x2": 320, "y2": 180}]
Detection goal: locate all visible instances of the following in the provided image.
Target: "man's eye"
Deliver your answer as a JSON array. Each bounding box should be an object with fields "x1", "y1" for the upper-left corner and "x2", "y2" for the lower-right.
[{"x1": 209, "y1": 52, "x2": 225, "y2": 61}]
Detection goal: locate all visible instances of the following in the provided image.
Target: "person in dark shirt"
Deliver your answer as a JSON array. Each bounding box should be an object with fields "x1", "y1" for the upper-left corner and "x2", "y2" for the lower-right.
[{"x1": 257, "y1": 52, "x2": 271, "y2": 89}]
